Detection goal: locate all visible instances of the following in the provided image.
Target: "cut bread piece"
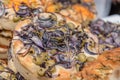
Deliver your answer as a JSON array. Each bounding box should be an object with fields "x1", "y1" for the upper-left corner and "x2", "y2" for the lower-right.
[{"x1": 75, "y1": 48, "x2": 120, "y2": 80}]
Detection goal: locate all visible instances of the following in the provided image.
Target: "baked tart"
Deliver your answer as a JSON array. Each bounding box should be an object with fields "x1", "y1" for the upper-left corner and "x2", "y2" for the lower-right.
[{"x1": 10, "y1": 12, "x2": 98, "y2": 80}]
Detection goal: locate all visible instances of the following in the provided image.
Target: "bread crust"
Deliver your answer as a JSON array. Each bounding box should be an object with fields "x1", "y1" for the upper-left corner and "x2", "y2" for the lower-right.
[{"x1": 75, "y1": 48, "x2": 120, "y2": 80}]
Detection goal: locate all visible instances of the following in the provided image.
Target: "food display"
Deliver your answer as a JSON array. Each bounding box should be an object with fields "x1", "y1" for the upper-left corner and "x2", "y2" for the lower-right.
[{"x1": 0, "y1": 0, "x2": 120, "y2": 80}]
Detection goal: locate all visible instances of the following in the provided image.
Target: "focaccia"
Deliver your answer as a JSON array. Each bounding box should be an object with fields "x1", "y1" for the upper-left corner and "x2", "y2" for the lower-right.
[{"x1": 10, "y1": 12, "x2": 98, "y2": 80}]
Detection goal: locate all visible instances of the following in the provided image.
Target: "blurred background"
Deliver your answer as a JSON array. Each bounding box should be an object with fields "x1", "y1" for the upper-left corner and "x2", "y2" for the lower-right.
[{"x1": 95, "y1": 0, "x2": 120, "y2": 18}]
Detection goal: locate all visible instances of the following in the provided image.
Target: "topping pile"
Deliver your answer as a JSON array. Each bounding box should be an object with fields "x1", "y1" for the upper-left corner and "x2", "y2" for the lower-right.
[
  {"x1": 90, "y1": 19, "x2": 120, "y2": 52},
  {"x1": 14, "y1": 13, "x2": 97, "y2": 78}
]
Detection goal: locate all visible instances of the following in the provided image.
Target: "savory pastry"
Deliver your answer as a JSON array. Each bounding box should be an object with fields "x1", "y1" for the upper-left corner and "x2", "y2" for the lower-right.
[
  {"x1": 2, "y1": 0, "x2": 96, "y2": 23},
  {"x1": 89, "y1": 19, "x2": 120, "y2": 53},
  {"x1": 74, "y1": 48, "x2": 120, "y2": 80},
  {"x1": 46, "y1": 0, "x2": 96, "y2": 23},
  {"x1": 10, "y1": 12, "x2": 98, "y2": 80}
]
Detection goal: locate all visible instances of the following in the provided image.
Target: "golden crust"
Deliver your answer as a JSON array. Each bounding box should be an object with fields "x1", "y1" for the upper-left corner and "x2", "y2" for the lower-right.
[{"x1": 75, "y1": 48, "x2": 120, "y2": 80}]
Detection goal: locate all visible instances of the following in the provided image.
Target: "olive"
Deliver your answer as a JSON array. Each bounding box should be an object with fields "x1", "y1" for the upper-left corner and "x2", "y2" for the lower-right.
[
  {"x1": 33, "y1": 52, "x2": 48, "y2": 65},
  {"x1": 78, "y1": 53, "x2": 86, "y2": 62},
  {"x1": 38, "y1": 67, "x2": 46, "y2": 76},
  {"x1": 33, "y1": 56, "x2": 43, "y2": 65},
  {"x1": 46, "y1": 60, "x2": 56, "y2": 73},
  {"x1": 13, "y1": 17, "x2": 21, "y2": 22},
  {"x1": 11, "y1": 78, "x2": 17, "y2": 80},
  {"x1": 46, "y1": 60, "x2": 55, "y2": 67},
  {"x1": 49, "y1": 49, "x2": 57, "y2": 54},
  {"x1": 0, "y1": 65, "x2": 4, "y2": 71},
  {"x1": 50, "y1": 66, "x2": 56, "y2": 73},
  {"x1": 44, "y1": 55, "x2": 50, "y2": 61},
  {"x1": 87, "y1": 57, "x2": 96, "y2": 62},
  {"x1": 11, "y1": 75, "x2": 17, "y2": 80},
  {"x1": 67, "y1": 22, "x2": 75, "y2": 30}
]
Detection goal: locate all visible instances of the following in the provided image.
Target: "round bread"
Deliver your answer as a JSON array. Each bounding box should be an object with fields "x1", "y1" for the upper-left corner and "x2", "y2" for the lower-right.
[
  {"x1": 3, "y1": 0, "x2": 96, "y2": 22},
  {"x1": 10, "y1": 12, "x2": 98, "y2": 80}
]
